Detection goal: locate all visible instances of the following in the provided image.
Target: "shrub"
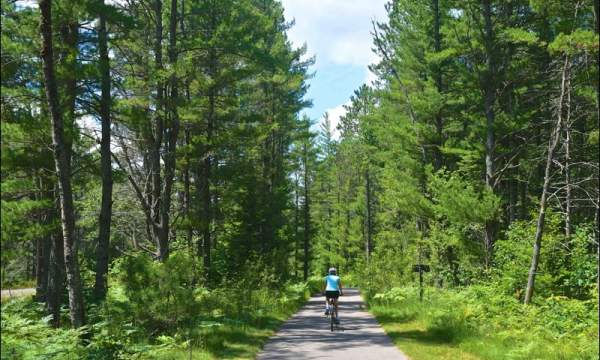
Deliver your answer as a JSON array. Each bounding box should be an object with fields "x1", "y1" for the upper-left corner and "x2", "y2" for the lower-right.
[
  {"x1": 369, "y1": 284, "x2": 599, "y2": 359},
  {"x1": 1, "y1": 299, "x2": 85, "y2": 359},
  {"x1": 494, "y1": 214, "x2": 596, "y2": 301},
  {"x1": 110, "y1": 251, "x2": 199, "y2": 333}
]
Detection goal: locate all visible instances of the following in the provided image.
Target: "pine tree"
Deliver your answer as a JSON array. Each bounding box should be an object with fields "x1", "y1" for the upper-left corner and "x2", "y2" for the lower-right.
[{"x1": 39, "y1": 0, "x2": 85, "y2": 328}]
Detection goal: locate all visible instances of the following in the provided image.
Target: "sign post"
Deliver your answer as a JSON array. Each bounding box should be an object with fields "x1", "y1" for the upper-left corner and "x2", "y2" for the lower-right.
[{"x1": 412, "y1": 264, "x2": 430, "y2": 301}]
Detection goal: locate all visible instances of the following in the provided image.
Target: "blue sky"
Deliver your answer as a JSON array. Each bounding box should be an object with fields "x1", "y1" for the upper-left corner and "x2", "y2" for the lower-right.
[{"x1": 281, "y1": 0, "x2": 388, "y2": 138}]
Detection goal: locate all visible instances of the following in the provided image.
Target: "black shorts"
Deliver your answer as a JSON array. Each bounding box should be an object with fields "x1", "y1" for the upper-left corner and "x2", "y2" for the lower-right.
[{"x1": 325, "y1": 290, "x2": 340, "y2": 299}]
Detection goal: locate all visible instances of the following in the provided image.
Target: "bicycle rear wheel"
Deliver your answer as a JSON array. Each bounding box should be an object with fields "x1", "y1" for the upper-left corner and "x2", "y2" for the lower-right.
[{"x1": 330, "y1": 312, "x2": 334, "y2": 331}]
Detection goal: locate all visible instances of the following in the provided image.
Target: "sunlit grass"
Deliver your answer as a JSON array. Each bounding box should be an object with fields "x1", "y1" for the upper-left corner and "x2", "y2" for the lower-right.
[
  {"x1": 371, "y1": 305, "x2": 481, "y2": 360},
  {"x1": 148, "y1": 317, "x2": 287, "y2": 359}
]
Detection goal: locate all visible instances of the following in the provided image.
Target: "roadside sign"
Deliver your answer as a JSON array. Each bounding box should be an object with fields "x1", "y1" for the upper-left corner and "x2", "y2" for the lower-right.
[{"x1": 412, "y1": 264, "x2": 430, "y2": 272}]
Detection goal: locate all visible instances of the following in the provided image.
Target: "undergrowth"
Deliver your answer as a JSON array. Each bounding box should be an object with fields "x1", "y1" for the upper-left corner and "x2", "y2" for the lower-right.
[
  {"x1": 1, "y1": 251, "x2": 310, "y2": 359},
  {"x1": 368, "y1": 285, "x2": 598, "y2": 360}
]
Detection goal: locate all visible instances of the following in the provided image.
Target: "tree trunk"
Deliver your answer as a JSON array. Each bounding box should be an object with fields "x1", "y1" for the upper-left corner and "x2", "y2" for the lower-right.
[
  {"x1": 35, "y1": 234, "x2": 50, "y2": 301},
  {"x1": 294, "y1": 174, "x2": 300, "y2": 278},
  {"x1": 524, "y1": 56, "x2": 570, "y2": 304},
  {"x1": 508, "y1": 176, "x2": 517, "y2": 223},
  {"x1": 184, "y1": 126, "x2": 192, "y2": 251},
  {"x1": 158, "y1": 0, "x2": 180, "y2": 261},
  {"x1": 507, "y1": 90, "x2": 517, "y2": 224},
  {"x1": 520, "y1": 179, "x2": 529, "y2": 219},
  {"x1": 592, "y1": 1, "x2": 599, "y2": 340},
  {"x1": 212, "y1": 188, "x2": 219, "y2": 251},
  {"x1": 35, "y1": 183, "x2": 52, "y2": 302},
  {"x1": 199, "y1": 26, "x2": 216, "y2": 279},
  {"x1": 199, "y1": 100, "x2": 213, "y2": 281},
  {"x1": 303, "y1": 143, "x2": 310, "y2": 281},
  {"x1": 29, "y1": 243, "x2": 34, "y2": 281},
  {"x1": 180, "y1": 0, "x2": 192, "y2": 254},
  {"x1": 39, "y1": 0, "x2": 85, "y2": 328},
  {"x1": 94, "y1": 0, "x2": 113, "y2": 299},
  {"x1": 365, "y1": 169, "x2": 373, "y2": 261},
  {"x1": 151, "y1": 0, "x2": 169, "y2": 260},
  {"x1": 564, "y1": 82, "x2": 572, "y2": 242},
  {"x1": 45, "y1": 189, "x2": 63, "y2": 327},
  {"x1": 47, "y1": 229, "x2": 65, "y2": 328},
  {"x1": 432, "y1": 0, "x2": 444, "y2": 170},
  {"x1": 481, "y1": 0, "x2": 497, "y2": 268},
  {"x1": 447, "y1": 246, "x2": 460, "y2": 286}
]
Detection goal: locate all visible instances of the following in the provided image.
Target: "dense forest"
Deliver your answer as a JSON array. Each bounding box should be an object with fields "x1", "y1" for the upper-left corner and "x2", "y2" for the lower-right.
[{"x1": 1, "y1": 0, "x2": 598, "y2": 359}]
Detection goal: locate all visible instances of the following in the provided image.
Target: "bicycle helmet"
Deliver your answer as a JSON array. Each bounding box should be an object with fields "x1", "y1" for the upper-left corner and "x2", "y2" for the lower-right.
[{"x1": 328, "y1": 267, "x2": 337, "y2": 275}]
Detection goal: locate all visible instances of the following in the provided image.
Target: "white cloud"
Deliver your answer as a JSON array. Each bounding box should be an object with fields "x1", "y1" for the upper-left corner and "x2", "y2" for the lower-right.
[
  {"x1": 283, "y1": 1, "x2": 386, "y2": 139},
  {"x1": 15, "y1": 0, "x2": 37, "y2": 8},
  {"x1": 78, "y1": 115, "x2": 100, "y2": 133},
  {"x1": 281, "y1": 0, "x2": 387, "y2": 68},
  {"x1": 330, "y1": 38, "x2": 379, "y2": 66},
  {"x1": 364, "y1": 67, "x2": 378, "y2": 86},
  {"x1": 319, "y1": 101, "x2": 350, "y2": 140}
]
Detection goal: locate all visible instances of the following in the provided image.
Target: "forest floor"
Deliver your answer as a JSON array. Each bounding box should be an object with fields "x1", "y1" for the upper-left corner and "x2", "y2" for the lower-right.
[{"x1": 256, "y1": 288, "x2": 408, "y2": 360}]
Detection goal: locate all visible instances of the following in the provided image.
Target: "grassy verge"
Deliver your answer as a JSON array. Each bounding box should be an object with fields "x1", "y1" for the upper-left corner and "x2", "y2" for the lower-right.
[
  {"x1": 371, "y1": 305, "x2": 480, "y2": 360},
  {"x1": 151, "y1": 319, "x2": 288, "y2": 359},
  {"x1": 368, "y1": 286, "x2": 598, "y2": 360}
]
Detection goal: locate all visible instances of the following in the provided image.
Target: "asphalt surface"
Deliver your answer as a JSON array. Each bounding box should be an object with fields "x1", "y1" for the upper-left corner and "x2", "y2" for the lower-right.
[
  {"x1": 257, "y1": 288, "x2": 408, "y2": 360},
  {"x1": 1, "y1": 287, "x2": 35, "y2": 299}
]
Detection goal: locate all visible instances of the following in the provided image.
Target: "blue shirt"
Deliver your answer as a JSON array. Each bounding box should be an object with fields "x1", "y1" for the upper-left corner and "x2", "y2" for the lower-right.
[{"x1": 325, "y1": 275, "x2": 340, "y2": 291}]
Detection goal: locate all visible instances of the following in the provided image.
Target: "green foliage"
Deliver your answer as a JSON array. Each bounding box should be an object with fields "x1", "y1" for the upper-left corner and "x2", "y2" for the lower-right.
[
  {"x1": 372, "y1": 287, "x2": 409, "y2": 304},
  {"x1": 354, "y1": 228, "x2": 416, "y2": 296},
  {"x1": 306, "y1": 276, "x2": 325, "y2": 295},
  {"x1": 500, "y1": 27, "x2": 541, "y2": 46},
  {"x1": 370, "y1": 285, "x2": 599, "y2": 359},
  {"x1": 1, "y1": 265, "x2": 311, "y2": 359},
  {"x1": 1, "y1": 299, "x2": 85, "y2": 359},
  {"x1": 429, "y1": 170, "x2": 500, "y2": 225},
  {"x1": 310, "y1": 0, "x2": 598, "y2": 323},
  {"x1": 85, "y1": 251, "x2": 310, "y2": 358},
  {"x1": 110, "y1": 251, "x2": 198, "y2": 331},
  {"x1": 0, "y1": 0, "x2": 598, "y2": 358},
  {"x1": 494, "y1": 214, "x2": 597, "y2": 300},
  {"x1": 548, "y1": 30, "x2": 599, "y2": 55}
]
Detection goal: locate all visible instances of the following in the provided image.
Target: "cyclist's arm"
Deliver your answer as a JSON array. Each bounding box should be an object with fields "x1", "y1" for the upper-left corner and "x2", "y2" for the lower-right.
[
  {"x1": 338, "y1": 279, "x2": 343, "y2": 295},
  {"x1": 321, "y1": 278, "x2": 326, "y2": 294}
]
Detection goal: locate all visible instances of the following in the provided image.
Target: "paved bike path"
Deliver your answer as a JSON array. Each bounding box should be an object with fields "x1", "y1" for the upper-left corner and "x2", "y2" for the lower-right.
[
  {"x1": 1, "y1": 288, "x2": 35, "y2": 299},
  {"x1": 257, "y1": 288, "x2": 408, "y2": 360}
]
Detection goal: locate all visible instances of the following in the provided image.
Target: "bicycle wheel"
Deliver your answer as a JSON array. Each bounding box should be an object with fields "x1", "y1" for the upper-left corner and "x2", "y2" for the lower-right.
[{"x1": 330, "y1": 311, "x2": 334, "y2": 331}]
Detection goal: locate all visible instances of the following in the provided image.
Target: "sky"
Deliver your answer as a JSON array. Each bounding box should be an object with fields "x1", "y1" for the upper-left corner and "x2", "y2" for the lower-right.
[{"x1": 280, "y1": 0, "x2": 388, "y2": 138}]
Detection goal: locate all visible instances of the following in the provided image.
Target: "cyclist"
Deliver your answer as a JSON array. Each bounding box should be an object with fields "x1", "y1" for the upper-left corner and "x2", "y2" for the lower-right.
[{"x1": 322, "y1": 267, "x2": 343, "y2": 323}]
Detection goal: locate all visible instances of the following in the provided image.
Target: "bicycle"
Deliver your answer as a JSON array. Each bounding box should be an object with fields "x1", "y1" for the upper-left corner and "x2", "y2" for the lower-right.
[{"x1": 325, "y1": 293, "x2": 341, "y2": 331}]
